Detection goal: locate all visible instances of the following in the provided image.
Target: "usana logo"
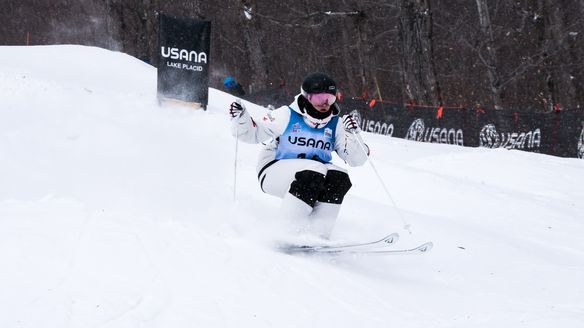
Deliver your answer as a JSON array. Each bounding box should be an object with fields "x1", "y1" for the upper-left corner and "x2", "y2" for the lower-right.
[
  {"x1": 405, "y1": 118, "x2": 464, "y2": 145},
  {"x1": 287, "y1": 136, "x2": 332, "y2": 150},
  {"x1": 479, "y1": 124, "x2": 500, "y2": 148},
  {"x1": 479, "y1": 124, "x2": 541, "y2": 150},
  {"x1": 360, "y1": 118, "x2": 394, "y2": 136},
  {"x1": 161, "y1": 47, "x2": 208, "y2": 63},
  {"x1": 405, "y1": 119, "x2": 425, "y2": 142}
]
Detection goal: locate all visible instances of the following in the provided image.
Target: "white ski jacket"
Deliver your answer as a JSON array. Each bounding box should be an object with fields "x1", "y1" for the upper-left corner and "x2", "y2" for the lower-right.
[{"x1": 231, "y1": 95, "x2": 369, "y2": 174}]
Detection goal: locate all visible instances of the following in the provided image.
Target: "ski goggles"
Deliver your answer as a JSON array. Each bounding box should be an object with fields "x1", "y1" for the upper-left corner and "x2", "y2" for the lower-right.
[{"x1": 306, "y1": 92, "x2": 337, "y2": 106}]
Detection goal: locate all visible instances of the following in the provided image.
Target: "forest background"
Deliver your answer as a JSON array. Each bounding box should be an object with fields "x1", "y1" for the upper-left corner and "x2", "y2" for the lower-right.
[{"x1": 2, "y1": 0, "x2": 584, "y2": 112}]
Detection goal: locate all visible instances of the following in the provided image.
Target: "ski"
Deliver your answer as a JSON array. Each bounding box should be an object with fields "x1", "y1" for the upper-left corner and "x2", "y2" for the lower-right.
[
  {"x1": 349, "y1": 242, "x2": 433, "y2": 255},
  {"x1": 280, "y1": 233, "x2": 399, "y2": 254},
  {"x1": 281, "y1": 238, "x2": 433, "y2": 256}
]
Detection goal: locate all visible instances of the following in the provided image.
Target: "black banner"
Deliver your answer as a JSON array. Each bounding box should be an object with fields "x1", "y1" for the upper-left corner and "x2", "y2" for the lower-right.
[
  {"x1": 157, "y1": 14, "x2": 211, "y2": 105},
  {"x1": 241, "y1": 91, "x2": 584, "y2": 159},
  {"x1": 340, "y1": 98, "x2": 584, "y2": 159}
]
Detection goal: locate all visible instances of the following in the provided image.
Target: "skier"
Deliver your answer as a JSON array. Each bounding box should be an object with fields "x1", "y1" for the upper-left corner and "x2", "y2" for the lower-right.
[{"x1": 229, "y1": 72, "x2": 369, "y2": 238}]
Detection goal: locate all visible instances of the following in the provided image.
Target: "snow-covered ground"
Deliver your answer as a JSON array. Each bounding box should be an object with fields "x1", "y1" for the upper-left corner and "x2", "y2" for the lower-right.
[{"x1": 1, "y1": 45, "x2": 584, "y2": 328}]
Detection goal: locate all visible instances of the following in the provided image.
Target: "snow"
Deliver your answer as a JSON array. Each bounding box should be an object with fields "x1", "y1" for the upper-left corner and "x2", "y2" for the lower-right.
[{"x1": 1, "y1": 45, "x2": 584, "y2": 327}]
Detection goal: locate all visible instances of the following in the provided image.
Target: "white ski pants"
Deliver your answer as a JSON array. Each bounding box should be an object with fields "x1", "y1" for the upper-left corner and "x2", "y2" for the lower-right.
[{"x1": 258, "y1": 159, "x2": 347, "y2": 199}]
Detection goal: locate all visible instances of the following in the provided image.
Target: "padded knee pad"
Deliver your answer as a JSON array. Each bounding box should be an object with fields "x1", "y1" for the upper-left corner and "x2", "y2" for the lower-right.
[
  {"x1": 318, "y1": 170, "x2": 352, "y2": 204},
  {"x1": 288, "y1": 170, "x2": 326, "y2": 208}
]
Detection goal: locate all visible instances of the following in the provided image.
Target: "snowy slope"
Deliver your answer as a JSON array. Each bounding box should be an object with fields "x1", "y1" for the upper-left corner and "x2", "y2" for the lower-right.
[{"x1": 1, "y1": 45, "x2": 584, "y2": 328}]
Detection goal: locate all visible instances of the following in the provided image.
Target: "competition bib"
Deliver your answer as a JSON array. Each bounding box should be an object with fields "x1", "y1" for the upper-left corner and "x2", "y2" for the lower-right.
[{"x1": 275, "y1": 109, "x2": 338, "y2": 163}]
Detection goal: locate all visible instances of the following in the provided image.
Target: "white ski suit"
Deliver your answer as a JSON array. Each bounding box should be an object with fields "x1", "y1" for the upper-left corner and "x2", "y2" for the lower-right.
[{"x1": 231, "y1": 95, "x2": 369, "y2": 238}]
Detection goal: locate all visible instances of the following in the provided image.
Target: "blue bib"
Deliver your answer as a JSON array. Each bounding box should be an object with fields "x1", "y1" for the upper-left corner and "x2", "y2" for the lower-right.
[{"x1": 275, "y1": 109, "x2": 338, "y2": 163}]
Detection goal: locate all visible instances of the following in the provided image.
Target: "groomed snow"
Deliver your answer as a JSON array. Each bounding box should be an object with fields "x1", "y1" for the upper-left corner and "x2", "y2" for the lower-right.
[{"x1": 1, "y1": 45, "x2": 583, "y2": 328}]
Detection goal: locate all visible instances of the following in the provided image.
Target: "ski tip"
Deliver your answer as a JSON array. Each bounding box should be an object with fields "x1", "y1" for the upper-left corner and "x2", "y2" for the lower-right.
[
  {"x1": 418, "y1": 242, "x2": 433, "y2": 253},
  {"x1": 383, "y1": 233, "x2": 399, "y2": 245}
]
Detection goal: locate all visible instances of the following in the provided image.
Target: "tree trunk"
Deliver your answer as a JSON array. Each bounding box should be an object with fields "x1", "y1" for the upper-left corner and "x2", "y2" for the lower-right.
[
  {"x1": 240, "y1": 0, "x2": 268, "y2": 94},
  {"x1": 354, "y1": 13, "x2": 369, "y2": 97},
  {"x1": 475, "y1": 0, "x2": 503, "y2": 110},
  {"x1": 397, "y1": 0, "x2": 441, "y2": 106},
  {"x1": 340, "y1": 27, "x2": 358, "y2": 96}
]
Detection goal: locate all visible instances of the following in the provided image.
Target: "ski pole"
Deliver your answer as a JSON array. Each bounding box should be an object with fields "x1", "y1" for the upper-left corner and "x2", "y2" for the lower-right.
[
  {"x1": 234, "y1": 131, "x2": 239, "y2": 201},
  {"x1": 350, "y1": 110, "x2": 413, "y2": 234},
  {"x1": 233, "y1": 99, "x2": 242, "y2": 201}
]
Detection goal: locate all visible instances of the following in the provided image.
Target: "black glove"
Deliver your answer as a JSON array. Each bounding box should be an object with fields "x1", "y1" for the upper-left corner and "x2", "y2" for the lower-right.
[
  {"x1": 229, "y1": 101, "x2": 245, "y2": 118},
  {"x1": 342, "y1": 114, "x2": 360, "y2": 133}
]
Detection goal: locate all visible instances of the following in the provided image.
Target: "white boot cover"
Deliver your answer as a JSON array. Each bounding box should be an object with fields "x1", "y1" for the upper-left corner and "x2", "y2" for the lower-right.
[
  {"x1": 309, "y1": 202, "x2": 341, "y2": 239},
  {"x1": 279, "y1": 192, "x2": 313, "y2": 235}
]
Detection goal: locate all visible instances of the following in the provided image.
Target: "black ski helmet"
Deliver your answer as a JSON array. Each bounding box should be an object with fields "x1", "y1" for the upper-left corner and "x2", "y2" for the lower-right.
[
  {"x1": 301, "y1": 72, "x2": 337, "y2": 96},
  {"x1": 298, "y1": 72, "x2": 339, "y2": 128}
]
